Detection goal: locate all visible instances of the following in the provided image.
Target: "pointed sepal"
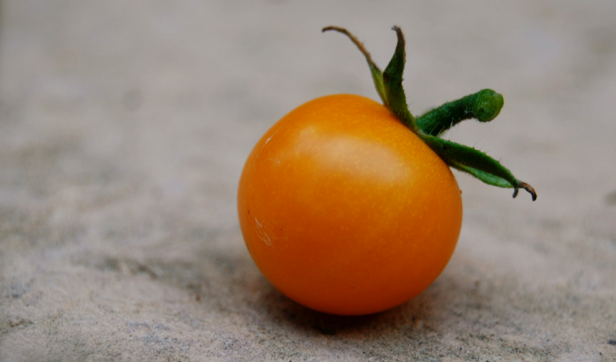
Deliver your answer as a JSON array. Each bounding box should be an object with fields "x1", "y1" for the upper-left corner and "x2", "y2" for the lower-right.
[
  {"x1": 323, "y1": 26, "x2": 387, "y2": 105},
  {"x1": 382, "y1": 26, "x2": 419, "y2": 133},
  {"x1": 420, "y1": 135, "x2": 537, "y2": 200}
]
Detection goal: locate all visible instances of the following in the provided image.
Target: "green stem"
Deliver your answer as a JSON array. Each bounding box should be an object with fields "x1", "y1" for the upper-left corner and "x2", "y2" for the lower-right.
[
  {"x1": 323, "y1": 26, "x2": 537, "y2": 201},
  {"x1": 416, "y1": 89, "x2": 504, "y2": 136}
]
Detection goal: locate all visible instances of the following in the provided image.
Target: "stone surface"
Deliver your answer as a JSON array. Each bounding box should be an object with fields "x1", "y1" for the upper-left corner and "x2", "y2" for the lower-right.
[{"x1": 1, "y1": 1, "x2": 616, "y2": 361}]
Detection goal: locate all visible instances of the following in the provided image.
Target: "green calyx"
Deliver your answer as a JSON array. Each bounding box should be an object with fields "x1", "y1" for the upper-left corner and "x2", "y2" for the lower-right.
[
  {"x1": 417, "y1": 89, "x2": 504, "y2": 136},
  {"x1": 323, "y1": 26, "x2": 536, "y2": 201}
]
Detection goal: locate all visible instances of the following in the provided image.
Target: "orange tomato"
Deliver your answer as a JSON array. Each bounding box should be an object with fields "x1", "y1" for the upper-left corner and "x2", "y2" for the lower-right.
[{"x1": 238, "y1": 94, "x2": 463, "y2": 315}]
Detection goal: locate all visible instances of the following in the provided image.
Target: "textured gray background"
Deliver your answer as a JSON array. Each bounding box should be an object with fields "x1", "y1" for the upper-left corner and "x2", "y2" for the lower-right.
[{"x1": 1, "y1": 1, "x2": 616, "y2": 361}]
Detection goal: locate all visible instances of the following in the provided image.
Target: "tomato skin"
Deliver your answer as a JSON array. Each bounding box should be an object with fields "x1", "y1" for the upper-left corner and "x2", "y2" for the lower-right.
[{"x1": 238, "y1": 94, "x2": 462, "y2": 315}]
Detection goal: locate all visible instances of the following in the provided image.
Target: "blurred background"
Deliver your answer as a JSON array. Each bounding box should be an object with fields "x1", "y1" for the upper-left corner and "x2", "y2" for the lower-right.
[{"x1": 1, "y1": 1, "x2": 615, "y2": 361}]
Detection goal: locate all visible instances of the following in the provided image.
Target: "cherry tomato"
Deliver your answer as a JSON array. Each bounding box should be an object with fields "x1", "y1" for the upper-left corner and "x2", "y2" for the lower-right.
[{"x1": 238, "y1": 94, "x2": 463, "y2": 315}]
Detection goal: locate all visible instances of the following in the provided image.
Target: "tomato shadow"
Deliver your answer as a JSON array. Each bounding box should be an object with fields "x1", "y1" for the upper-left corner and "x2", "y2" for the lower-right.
[
  {"x1": 256, "y1": 286, "x2": 378, "y2": 336},
  {"x1": 138, "y1": 226, "x2": 468, "y2": 343},
  {"x1": 253, "y1": 279, "x2": 444, "y2": 339},
  {"x1": 130, "y1": 224, "x2": 510, "y2": 357}
]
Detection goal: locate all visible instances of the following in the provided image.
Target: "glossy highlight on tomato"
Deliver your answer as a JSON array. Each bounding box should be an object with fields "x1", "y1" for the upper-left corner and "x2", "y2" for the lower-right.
[{"x1": 238, "y1": 94, "x2": 463, "y2": 315}]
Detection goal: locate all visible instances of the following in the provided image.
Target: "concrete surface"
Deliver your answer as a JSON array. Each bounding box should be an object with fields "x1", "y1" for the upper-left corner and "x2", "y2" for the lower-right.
[{"x1": 1, "y1": 1, "x2": 616, "y2": 361}]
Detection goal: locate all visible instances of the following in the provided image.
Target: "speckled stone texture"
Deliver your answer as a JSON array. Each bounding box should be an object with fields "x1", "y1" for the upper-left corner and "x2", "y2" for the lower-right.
[{"x1": 1, "y1": 1, "x2": 616, "y2": 361}]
